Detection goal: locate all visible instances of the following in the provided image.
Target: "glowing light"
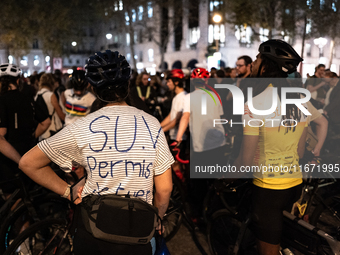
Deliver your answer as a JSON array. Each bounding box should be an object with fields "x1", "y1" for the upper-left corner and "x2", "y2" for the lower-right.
[{"x1": 212, "y1": 14, "x2": 222, "y2": 23}]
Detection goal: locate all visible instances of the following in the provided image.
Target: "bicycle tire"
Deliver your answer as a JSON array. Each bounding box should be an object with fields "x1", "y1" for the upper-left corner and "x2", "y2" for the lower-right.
[
  {"x1": 162, "y1": 172, "x2": 184, "y2": 241},
  {"x1": 310, "y1": 194, "x2": 340, "y2": 239},
  {"x1": 4, "y1": 218, "x2": 72, "y2": 255},
  {"x1": 207, "y1": 209, "x2": 256, "y2": 255},
  {"x1": 0, "y1": 194, "x2": 71, "y2": 254},
  {"x1": 207, "y1": 209, "x2": 242, "y2": 255}
]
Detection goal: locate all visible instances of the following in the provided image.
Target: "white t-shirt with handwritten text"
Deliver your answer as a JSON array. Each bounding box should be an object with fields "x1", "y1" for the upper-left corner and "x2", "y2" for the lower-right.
[{"x1": 38, "y1": 105, "x2": 174, "y2": 204}]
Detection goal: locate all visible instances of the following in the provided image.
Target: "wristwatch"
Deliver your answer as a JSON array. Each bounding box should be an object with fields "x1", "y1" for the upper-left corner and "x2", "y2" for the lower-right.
[{"x1": 62, "y1": 185, "x2": 71, "y2": 199}]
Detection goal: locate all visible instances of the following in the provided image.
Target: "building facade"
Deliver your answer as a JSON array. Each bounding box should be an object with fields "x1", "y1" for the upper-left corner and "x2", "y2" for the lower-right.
[{"x1": 1, "y1": 0, "x2": 339, "y2": 78}]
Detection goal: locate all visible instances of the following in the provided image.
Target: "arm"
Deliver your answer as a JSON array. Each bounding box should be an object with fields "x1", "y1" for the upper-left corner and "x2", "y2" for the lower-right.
[
  {"x1": 298, "y1": 127, "x2": 308, "y2": 159},
  {"x1": 153, "y1": 168, "x2": 172, "y2": 218},
  {"x1": 51, "y1": 93, "x2": 65, "y2": 122},
  {"x1": 160, "y1": 114, "x2": 171, "y2": 129},
  {"x1": 61, "y1": 91, "x2": 66, "y2": 107},
  {"x1": 162, "y1": 112, "x2": 182, "y2": 133},
  {"x1": 34, "y1": 118, "x2": 51, "y2": 138},
  {"x1": 0, "y1": 128, "x2": 21, "y2": 164},
  {"x1": 312, "y1": 115, "x2": 328, "y2": 156},
  {"x1": 176, "y1": 112, "x2": 190, "y2": 142},
  {"x1": 19, "y1": 145, "x2": 70, "y2": 198},
  {"x1": 306, "y1": 81, "x2": 326, "y2": 93}
]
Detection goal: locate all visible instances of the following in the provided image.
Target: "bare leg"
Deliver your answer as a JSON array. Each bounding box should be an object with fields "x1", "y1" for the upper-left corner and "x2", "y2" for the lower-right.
[{"x1": 257, "y1": 239, "x2": 280, "y2": 255}]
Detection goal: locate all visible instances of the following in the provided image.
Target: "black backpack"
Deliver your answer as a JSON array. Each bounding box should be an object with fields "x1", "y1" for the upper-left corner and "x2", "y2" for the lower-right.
[{"x1": 35, "y1": 91, "x2": 50, "y2": 118}]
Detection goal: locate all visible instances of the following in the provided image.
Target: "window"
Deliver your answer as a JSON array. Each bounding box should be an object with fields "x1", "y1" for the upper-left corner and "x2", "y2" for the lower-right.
[
  {"x1": 281, "y1": 31, "x2": 289, "y2": 42},
  {"x1": 76, "y1": 59, "x2": 80, "y2": 64},
  {"x1": 259, "y1": 27, "x2": 269, "y2": 42},
  {"x1": 89, "y1": 28, "x2": 94, "y2": 37},
  {"x1": 8, "y1": 55, "x2": 13, "y2": 64},
  {"x1": 148, "y1": 2, "x2": 153, "y2": 18},
  {"x1": 306, "y1": 19, "x2": 312, "y2": 34},
  {"x1": 45, "y1": 56, "x2": 50, "y2": 65},
  {"x1": 126, "y1": 33, "x2": 130, "y2": 46},
  {"x1": 331, "y1": 64, "x2": 336, "y2": 72},
  {"x1": 139, "y1": 51, "x2": 143, "y2": 62},
  {"x1": 34, "y1": 55, "x2": 40, "y2": 66},
  {"x1": 320, "y1": 0, "x2": 325, "y2": 9},
  {"x1": 139, "y1": 30, "x2": 143, "y2": 43},
  {"x1": 189, "y1": 27, "x2": 200, "y2": 45},
  {"x1": 125, "y1": 12, "x2": 130, "y2": 25},
  {"x1": 235, "y1": 25, "x2": 252, "y2": 46},
  {"x1": 20, "y1": 56, "x2": 28, "y2": 66},
  {"x1": 306, "y1": 0, "x2": 312, "y2": 9},
  {"x1": 114, "y1": 35, "x2": 118, "y2": 42},
  {"x1": 134, "y1": 31, "x2": 138, "y2": 43},
  {"x1": 306, "y1": 43, "x2": 312, "y2": 57},
  {"x1": 209, "y1": 0, "x2": 223, "y2": 12},
  {"x1": 132, "y1": 9, "x2": 136, "y2": 22},
  {"x1": 33, "y1": 39, "x2": 39, "y2": 49},
  {"x1": 148, "y1": 49, "x2": 154, "y2": 62},
  {"x1": 126, "y1": 53, "x2": 131, "y2": 61},
  {"x1": 69, "y1": 58, "x2": 73, "y2": 64},
  {"x1": 209, "y1": 24, "x2": 225, "y2": 44},
  {"x1": 119, "y1": 0, "x2": 123, "y2": 11},
  {"x1": 138, "y1": 6, "x2": 143, "y2": 20}
]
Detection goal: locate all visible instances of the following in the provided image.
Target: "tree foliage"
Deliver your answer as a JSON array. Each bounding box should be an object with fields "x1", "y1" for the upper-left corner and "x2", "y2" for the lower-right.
[
  {"x1": 0, "y1": 0, "x2": 105, "y2": 58},
  {"x1": 225, "y1": 0, "x2": 309, "y2": 41}
]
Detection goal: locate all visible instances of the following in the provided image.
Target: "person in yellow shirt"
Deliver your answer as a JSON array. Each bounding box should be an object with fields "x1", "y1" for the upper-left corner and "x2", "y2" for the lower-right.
[{"x1": 234, "y1": 40, "x2": 306, "y2": 255}]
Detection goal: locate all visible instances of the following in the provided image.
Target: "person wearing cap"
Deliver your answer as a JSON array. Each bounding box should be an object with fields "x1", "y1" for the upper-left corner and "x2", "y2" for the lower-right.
[
  {"x1": 19, "y1": 50, "x2": 174, "y2": 255},
  {"x1": 0, "y1": 63, "x2": 50, "y2": 195},
  {"x1": 233, "y1": 40, "x2": 308, "y2": 255}
]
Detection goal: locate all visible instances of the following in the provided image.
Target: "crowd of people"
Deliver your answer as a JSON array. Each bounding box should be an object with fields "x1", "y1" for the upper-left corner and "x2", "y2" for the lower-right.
[{"x1": 0, "y1": 39, "x2": 337, "y2": 255}]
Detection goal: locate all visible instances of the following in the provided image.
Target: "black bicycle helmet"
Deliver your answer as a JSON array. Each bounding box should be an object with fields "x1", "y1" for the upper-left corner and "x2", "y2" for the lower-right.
[
  {"x1": 85, "y1": 50, "x2": 131, "y2": 89},
  {"x1": 259, "y1": 40, "x2": 303, "y2": 74},
  {"x1": 69, "y1": 70, "x2": 88, "y2": 91}
]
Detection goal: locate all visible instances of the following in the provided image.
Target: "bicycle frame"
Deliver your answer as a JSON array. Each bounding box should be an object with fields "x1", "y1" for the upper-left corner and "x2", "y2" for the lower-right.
[{"x1": 284, "y1": 210, "x2": 340, "y2": 255}]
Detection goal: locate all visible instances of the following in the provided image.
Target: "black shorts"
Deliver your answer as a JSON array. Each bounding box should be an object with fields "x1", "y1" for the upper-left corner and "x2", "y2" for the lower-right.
[{"x1": 250, "y1": 184, "x2": 302, "y2": 245}]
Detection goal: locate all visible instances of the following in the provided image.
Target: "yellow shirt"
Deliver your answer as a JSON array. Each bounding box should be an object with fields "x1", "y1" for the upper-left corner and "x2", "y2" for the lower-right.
[{"x1": 242, "y1": 85, "x2": 308, "y2": 190}]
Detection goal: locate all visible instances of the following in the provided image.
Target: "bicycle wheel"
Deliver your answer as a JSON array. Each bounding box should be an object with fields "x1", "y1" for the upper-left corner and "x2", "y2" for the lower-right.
[
  {"x1": 162, "y1": 172, "x2": 184, "y2": 241},
  {"x1": 207, "y1": 209, "x2": 256, "y2": 255},
  {"x1": 4, "y1": 218, "x2": 72, "y2": 255},
  {"x1": 310, "y1": 194, "x2": 340, "y2": 239},
  {"x1": 0, "y1": 194, "x2": 71, "y2": 253},
  {"x1": 207, "y1": 209, "x2": 242, "y2": 255}
]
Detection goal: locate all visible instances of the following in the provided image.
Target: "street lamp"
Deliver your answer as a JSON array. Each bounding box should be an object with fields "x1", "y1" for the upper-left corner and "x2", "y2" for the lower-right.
[
  {"x1": 71, "y1": 41, "x2": 77, "y2": 47},
  {"x1": 212, "y1": 13, "x2": 222, "y2": 52},
  {"x1": 212, "y1": 13, "x2": 222, "y2": 68},
  {"x1": 106, "y1": 33, "x2": 113, "y2": 40},
  {"x1": 212, "y1": 13, "x2": 222, "y2": 23},
  {"x1": 314, "y1": 37, "x2": 327, "y2": 58}
]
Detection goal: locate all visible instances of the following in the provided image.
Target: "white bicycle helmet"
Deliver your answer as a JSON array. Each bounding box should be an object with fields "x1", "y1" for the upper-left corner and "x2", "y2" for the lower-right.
[{"x1": 0, "y1": 63, "x2": 21, "y2": 77}]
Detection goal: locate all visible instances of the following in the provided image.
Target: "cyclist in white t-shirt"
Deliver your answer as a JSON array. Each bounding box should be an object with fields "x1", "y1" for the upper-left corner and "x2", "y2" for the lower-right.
[
  {"x1": 161, "y1": 69, "x2": 187, "y2": 141},
  {"x1": 19, "y1": 50, "x2": 174, "y2": 255}
]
